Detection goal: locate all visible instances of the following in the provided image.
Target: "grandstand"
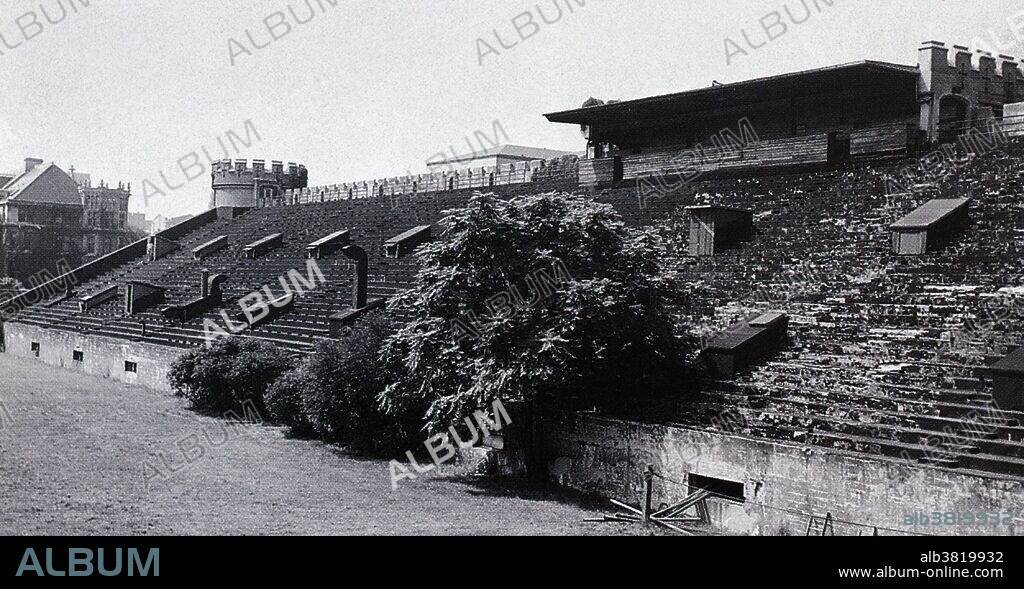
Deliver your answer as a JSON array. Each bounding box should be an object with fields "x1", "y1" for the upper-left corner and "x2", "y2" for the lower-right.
[
  {"x1": 4, "y1": 40, "x2": 1024, "y2": 534},
  {"x1": 597, "y1": 135, "x2": 1024, "y2": 480},
  {"x1": 0, "y1": 166, "x2": 580, "y2": 390}
]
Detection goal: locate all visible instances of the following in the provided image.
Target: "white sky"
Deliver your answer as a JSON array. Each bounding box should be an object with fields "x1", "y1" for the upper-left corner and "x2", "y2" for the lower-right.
[{"x1": 1, "y1": 0, "x2": 1023, "y2": 218}]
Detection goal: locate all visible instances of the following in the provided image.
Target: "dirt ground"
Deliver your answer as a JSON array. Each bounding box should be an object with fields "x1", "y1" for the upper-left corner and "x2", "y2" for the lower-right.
[{"x1": 0, "y1": 353, "x2": 656, "y2": 536}]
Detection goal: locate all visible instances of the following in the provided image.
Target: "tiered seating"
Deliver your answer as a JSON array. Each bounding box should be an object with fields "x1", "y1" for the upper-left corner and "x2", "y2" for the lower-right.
[
  {"x1": 11, "y1": 190, "x2": 478, "y2": 354},
  {"x1": 12, "y1": 134, "x2": 1024, "y2": 480},
  {"x1": 592, "y1": 140, "x2": 1024, "y2": 479}
]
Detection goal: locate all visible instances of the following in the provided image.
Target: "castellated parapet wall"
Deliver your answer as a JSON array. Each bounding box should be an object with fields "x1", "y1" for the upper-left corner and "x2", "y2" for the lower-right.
[
  {"x1": 211, "y1": 158, "x2": 308, "y2": 188},
  {"x1": 280, "y1": 155, "x2": 579, "y2": 206},
  {"x1": 919, "y1": 41, "x2": 1024, "y2": 141},
  {"x1": 211, "y1": 159, "x2": 308, "y2": 207}
]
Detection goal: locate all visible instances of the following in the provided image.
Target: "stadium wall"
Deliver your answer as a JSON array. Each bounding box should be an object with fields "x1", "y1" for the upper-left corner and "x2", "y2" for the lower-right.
[
  {"x1": 3, "y1": 323, "x2": 185, "y2": 392},
  {"x1": 541, "y1": 412, "x2": 1023, "y2": 536}
]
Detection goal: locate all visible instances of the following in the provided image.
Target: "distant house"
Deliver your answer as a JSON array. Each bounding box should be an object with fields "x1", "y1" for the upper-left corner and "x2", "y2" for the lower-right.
[
  {"x1": 426, "y1": 144, "x2": 576, "y2": 173},
  {"x1": 0, "y1": 159, "x2": 84, "y2": 282},
  {"x1": 127, "y1": 212, "x2": 151, "y2": 234},
  {"x1": 150, "y1": 214, "x2": 194, "y2": 233}
]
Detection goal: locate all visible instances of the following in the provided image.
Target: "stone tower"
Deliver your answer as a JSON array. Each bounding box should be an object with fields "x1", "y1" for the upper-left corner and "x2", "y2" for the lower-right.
[{"x1": 210, "y1": 159, "x2": 308, "y2": 208}]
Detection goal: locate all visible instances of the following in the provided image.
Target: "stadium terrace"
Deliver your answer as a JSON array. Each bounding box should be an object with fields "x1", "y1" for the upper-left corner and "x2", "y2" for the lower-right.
[{"x1": 5, "y1": 40, "x2": 1024, "y2": 536}]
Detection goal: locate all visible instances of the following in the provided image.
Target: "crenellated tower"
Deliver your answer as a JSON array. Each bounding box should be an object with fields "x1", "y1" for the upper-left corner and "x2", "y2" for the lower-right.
[
  {"x1": 918, "y1": 41, "x2": 1024, "y2": 142},
  {"x1": 210, "y1": 159, "x2": 308, "y2": 208}
]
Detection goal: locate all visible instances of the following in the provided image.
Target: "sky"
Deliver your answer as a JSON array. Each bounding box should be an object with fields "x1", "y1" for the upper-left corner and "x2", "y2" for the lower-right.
[{"x1": 1, "y1": 0, "x2": 1023, "y2": 218}]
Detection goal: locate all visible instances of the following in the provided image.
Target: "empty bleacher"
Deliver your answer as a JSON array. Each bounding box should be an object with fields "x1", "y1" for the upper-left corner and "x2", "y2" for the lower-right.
[
  {"x1": 12, "y1": 189, "x2": 481, "y2": 354},
  {"x1": 590, "y1": 136, "x2": 1024, "y2": 480},
  {"x1": 9, "y1": 124, "x2": 1024, "y2": 482}
]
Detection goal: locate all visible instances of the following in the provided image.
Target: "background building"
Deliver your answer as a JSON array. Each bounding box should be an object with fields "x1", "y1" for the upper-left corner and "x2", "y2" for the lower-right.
[
  {"x1": 127, "y1": 212, "x2": 151, "y2": 234},
  {"x1": 425, "y1": 144, "x2": 576, "y2": 173},
  {"x1": 0, "y1": 159, "x2": 84, "y2": 283},
  {"x1": 81, "y1": 180, "x2": 132, "y2": 260},
  {"x1": 149, "y1": 214, "x2": 194, "y2": 233},
  {"x1": 0, "y1": 159, "x2": 134, "y2": 281}
]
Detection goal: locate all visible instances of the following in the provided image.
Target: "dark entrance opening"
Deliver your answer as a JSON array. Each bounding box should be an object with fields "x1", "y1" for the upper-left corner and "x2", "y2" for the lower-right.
[
  {"x1": 688, "y1": 473, "x2": 745, "y2": 502},
  {"x1": 938, "y1": 95, "x2": 970, "y2": 143},
  {"x1": 612, "y1": 156, "x2": 624, "y2": 182},
  {"x1": 827, "y1": 131, "x2": 851, "y2": 166}
]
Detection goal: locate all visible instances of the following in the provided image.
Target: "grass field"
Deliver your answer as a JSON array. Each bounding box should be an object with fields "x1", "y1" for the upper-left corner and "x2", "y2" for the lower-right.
[{"x1": 0, "y1": 353, "x2": 655, "y2": 536}]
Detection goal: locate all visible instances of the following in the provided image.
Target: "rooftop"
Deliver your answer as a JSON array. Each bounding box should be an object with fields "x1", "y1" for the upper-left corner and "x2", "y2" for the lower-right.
[
  {"x1": 1, "y1": 162, "x2": 82, "y2": 206},
  {"x1": 433, "y1": 144, "x2": 577, "y2": 167},
  {"x1": 544, "y1": 61, "x2": 919, "y2": 127},
  {"x1": 890, "y1": 198, "x2": 971, "y2": 231},
  {"x1": 991, "y1": 346, "x2": 1024, "y2": 375}
]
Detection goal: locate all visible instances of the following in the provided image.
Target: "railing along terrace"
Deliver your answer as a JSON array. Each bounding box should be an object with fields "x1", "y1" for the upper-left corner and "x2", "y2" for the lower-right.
[
  {"x1": 280, "y1": 155, "x2": 579, "y2": 206},
  {"x1": 937, "y1": 112, "x2": 1024, "y2": 150}
]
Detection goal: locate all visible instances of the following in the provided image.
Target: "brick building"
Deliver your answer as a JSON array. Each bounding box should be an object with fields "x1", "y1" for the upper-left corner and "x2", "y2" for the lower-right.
[{"x1": 1, "y1": 159, "x2": 134, "y2": 281}]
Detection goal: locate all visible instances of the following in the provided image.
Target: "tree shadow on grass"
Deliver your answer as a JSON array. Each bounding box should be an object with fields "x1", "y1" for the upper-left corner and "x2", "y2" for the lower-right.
[{"x1": 437, "y1": 474, "x2": 613, "y2": 512}]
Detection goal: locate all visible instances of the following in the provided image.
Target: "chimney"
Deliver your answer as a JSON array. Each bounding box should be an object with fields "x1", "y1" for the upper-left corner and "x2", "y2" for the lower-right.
[{"x1": 24, "y1": 158, "x2": 43, "y2": 172}]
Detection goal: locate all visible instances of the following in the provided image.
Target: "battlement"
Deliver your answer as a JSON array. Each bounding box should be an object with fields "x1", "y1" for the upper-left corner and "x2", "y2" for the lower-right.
[
  {"x1": 280, "y1": 155, "x2": 578, "y2": 206},
  {"x1": 211, "y1": 158, "x2": 309, "y2": 188},
  {"x1": 919, "y1": 40, "x2": 1024, "y2": 81},
  {"x1": 918, "y1": 41, "x2": 1024, "y2": 143}
]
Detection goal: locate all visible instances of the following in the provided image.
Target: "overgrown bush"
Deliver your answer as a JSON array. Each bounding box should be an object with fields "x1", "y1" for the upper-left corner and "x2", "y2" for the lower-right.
[
  {"x1": 263, "y1": 369, "x2": 313, "y2": 437},
  {"x1": 266, "y1": 313, "x2": 422, "y2": 456},
  {"x1": 168, "y1": 337, "x2": 291, "y2": 416},
  {"x1": 382, "y1": 192, "x2": 696, "y2": 438}
]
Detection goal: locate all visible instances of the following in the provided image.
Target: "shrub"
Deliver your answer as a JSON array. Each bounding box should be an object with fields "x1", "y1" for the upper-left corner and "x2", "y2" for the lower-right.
[
  {"x1": 168, "y1": 337, "x2": 291, "y2": 416},
  {"x1": 267, "y1": 313, "x2": 422, "y2": 456},
  {"x1": 263, "y1": 369, "x2": 313, "y2": 437}
]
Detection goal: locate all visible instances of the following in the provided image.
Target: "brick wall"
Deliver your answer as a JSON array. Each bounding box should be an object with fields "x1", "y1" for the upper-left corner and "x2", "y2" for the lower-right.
[{"x1": 544, "y1": 412, "x2": 1023, "y2": 536}]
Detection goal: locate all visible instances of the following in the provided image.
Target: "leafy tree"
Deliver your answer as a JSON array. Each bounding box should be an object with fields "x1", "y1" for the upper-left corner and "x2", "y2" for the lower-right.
[{"x1": 382, "y1": 192, "x2": 695, "y2": 476}]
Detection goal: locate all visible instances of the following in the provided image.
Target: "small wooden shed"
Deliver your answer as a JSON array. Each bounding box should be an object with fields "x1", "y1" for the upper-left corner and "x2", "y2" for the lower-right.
[
  {"x1": 989, "y1": 346, "x2": 1024, "y2": 411},
  {"x1": 685, "y1": 205, "x2": 754, "y2": 257},
  {"x1": 889, "y1": 198, "x2": 970, "y2": 255}
]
